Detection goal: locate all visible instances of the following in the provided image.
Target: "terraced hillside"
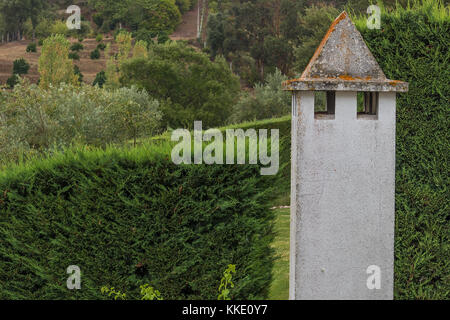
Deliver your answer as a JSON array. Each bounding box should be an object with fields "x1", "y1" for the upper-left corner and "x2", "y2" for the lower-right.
[{"x1": 0, "y1": 37, "x2": 116, "y2": 85}]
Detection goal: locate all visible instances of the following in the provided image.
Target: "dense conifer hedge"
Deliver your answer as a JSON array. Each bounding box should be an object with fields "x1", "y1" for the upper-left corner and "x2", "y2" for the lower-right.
[
  {"x1": 356, "y1": 1, "x2": 449, "y2": 299},
  {"x1": 0, "y1": 144, "x2": 275, "y2": 299}
]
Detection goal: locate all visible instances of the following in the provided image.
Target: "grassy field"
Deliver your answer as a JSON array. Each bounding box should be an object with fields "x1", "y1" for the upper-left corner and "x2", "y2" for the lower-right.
[{"x1": 268, "y1": 208, "x2": 290, "y2": 300}]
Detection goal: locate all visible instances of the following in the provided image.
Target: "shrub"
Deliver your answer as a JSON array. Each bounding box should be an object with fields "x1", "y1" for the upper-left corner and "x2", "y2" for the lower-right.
[
  {"x1": 0, "y1": 144, "x2": 274, "y2": 299},
  {"x1": 12, "y1": 58, "x2": 30, "y2": 75},
  {"x1": 293, "y1": 4, "x2": 340, "y2": 73},
  {"x1": 38, "y1": 35, "x2": 78, "y2": 88},
  {"x1": 135, "y1": 28, "x2": 155, "y2": 45},
  {"x1": 354, "y1": 1, "x2": 450, "y2": 299},
  {"x1": 113, "y1": 28, "x2": 128, "y2": 39},
  {"x1": 96, "y1": 34, "x2": 103, "y2": 42},
  {"x1": 26, "y1": 42, "x2": 37, "y2": 53},
  {"x1": 90, "y1": 49, "x2": 101, "y2": 60},
  {"x1": 0, "y1": 82, "x2": 161, "y2": 163},
  {"x1": 70, "y1": 43, "x2": 84, "y2": 52},
  {"x1": 157, "y1": 31, "x2": 170, "y2": 44},
  {"x1": 74, "y1": 65, "x2": 83, "y2": 83},
  {"x1": 93, "y1": 70, "x2": 107, "y2": 88},
  {"x1": 133, "y1": 0, "x2": 181, "y2": 33},
  {"x1": 68, "y1": 21, "x2": 92, "y2": 39},
  {"x1": 132, "y1": 40, "x2": 148, "y2": 59},
  {"x1": 6, "y1": 74, "x2": 19, "y2": 88},
  {"x1": 35, "y1": 18, "x2": 54, "y2": 39},
  {"x1": 100, "y1": 20, "x2": 113, "y2": 33},
  {"x1": 51, "y1": 20, "x2": 69, "y2": 36},
  {"x1": 93, "y1": 13, "x2": 104, "y2": 28},
  {"x1": 229, "y1": 69, "x2": 291, "y2": 123},
  {"x1": 38, "y1": 39, "x2": 44, "y2": 46},
  {"x1": 97, "y1": 43, "x2": 107, "y2": 51},
  {"x1": 120, "y1": 42, "x2": 240, "y2": 129},
  {"x1": 68, "y1": 52, "x2": 80, "y2": 60}
]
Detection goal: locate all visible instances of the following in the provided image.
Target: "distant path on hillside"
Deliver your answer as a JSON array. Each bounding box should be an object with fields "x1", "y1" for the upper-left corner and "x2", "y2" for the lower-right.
[{"x1": 170, "y1": 0, "x2": 208, "y2": 42}]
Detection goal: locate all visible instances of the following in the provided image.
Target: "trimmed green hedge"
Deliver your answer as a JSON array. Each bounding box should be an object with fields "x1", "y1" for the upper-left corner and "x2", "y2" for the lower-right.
[
  {"x1": 0, "y1": 144, "x2": 275, "y2": 299},
  {"x1": 356, "y1": 1, "x2": 449, "y2": 299}
]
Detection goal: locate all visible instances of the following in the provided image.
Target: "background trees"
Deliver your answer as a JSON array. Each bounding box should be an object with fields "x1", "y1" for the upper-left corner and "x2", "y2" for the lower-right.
[
  {"x1": 0, "y1": 0, "x2": 47, "y2": 41},
  {"x1": 120, "y1": 42, "x2": 240, "y2": 129},
  {"x1": 89, "y1": 0, "x2": 186, "y2": 34},
  {"x1": 38, "y1": 34, "x2": 78, "y2": 88}
]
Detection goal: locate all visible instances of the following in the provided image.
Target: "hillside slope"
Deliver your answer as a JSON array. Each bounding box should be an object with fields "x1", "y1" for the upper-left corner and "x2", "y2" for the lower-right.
[{"x1": 0, "y1": 38, "x2": 115, "y2": 85}]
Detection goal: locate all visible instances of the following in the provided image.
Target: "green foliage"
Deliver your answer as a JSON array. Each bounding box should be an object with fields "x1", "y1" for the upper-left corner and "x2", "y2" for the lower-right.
[
  {"x1": 90, "y1": 0, "x2": 182, "y2": 34},
  {"x1": 26, "y1": 42, "x2": 37, "y2": 53},
  {"x1": 135, "y1": 28, "x2": 156, "y2": 45},
  {"x1": 101, "y1": 282, "x2": 163, "y2": 300},
  {"x1": 140, "y1": 284, "x2": 163, "y2": 300},
  {"x1": 12, "y1": 58, "x2": 30, "y2": 75},
  {"x1": 157, "y1": 31, "x2": 170, "y2": 44},
  {"x1": 38, "y1": 34, "x2": 78, "y2": 88},
  {"x1": 96, "y1": 34, "x2": 103, "y2": 42},
  {"x1": 6, "y1": 74, "x2": 19, "y2": 88},
  {"x1": 293, "y1": 4, "x2": 340, "y2": 73},
  {"x1": 97, "y1": 43, "x2": 107, "y2": 51},
  {"x1": 218, "y1": 264, "x2": 236, "y2": 300},
  {"x1": 93, "y1": 13, "x2": 104, "y2": 28},
  {"x1": 51, "y1": 20, "x2": 68, "y2": 36},
  {"x1": 354, "y1": 0, "x2": 450, "y2": 299},
  {"x1": 120, "y1": 42, "x2": 240, "y2": 129},
  {"x1": 0, "y1": 0, "x2": 47, "y2": 37},
  {"x1": 68, "y1": 21, "x2": 92, "y2": 39},
  {"x1": 206, "y1": 0, "x2": 308, "y2": 80},
  {"x1": 230, "y1": 69, "x2": 291, "y2": 123},
  {"x1": 101, "y1": 286, "x2": 127, "y2": 300},
  {"x1": 133, "y1": 41, "x2": 148, "y2": 59},
  {"x1": 0, "y1": 143, "x2": 275, "y2": 299},
  {"x1": 68, "y1": 52, "x2": 80, "y2": 60},
  {"x1": 100, "y1": 264, "x2": 235, "y2": 301},
  {"x1": 116, "y1": 31, "x2": 133, "y2": 64},
  {"x1": 93, "y1": 70, "x2": 107, "y2": 88},
  {"x1": 90, "y1": 49, "x2": 101, "y2": 60},
  {"x1": 35, "y1": 18, "x2": 54, "y2": 39},
  {"x1": 73, "y1": 65, "x2": 83, "y2": 83},
  {"x1": 0, "y1": 82, "x2": 162, "y2": 163},
  {"x1": 176, "y1": 0, "x2": 194, "y2": 14},
  {"x1": 70, "y1": 43, "x2": 84, "y2": 52}
]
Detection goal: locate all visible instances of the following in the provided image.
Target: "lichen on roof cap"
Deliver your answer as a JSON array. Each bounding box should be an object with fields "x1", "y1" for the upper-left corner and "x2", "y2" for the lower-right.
[{"x1": 284, "y1": 11, "x2": 408, "y2": 92}]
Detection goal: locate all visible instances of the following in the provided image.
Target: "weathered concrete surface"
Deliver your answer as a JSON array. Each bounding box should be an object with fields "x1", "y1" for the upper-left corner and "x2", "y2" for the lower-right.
[
  {"x1": 284, "y1": 78, "x2": 408, "y2": 92},
  {"x1": 290, "y1": 91, "x2": 396, "y2": 299},
  {"x1": 287, "y1": 11, "x2": 408, "y2": 300},
  {"x1": 283, "y1": 12, "x2": 408, "y2": 92}
]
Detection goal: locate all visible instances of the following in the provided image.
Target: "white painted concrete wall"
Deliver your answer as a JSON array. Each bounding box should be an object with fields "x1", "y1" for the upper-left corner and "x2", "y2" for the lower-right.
[{"x1": 290, "y1": 91, "x2": 396, "y2": 300}]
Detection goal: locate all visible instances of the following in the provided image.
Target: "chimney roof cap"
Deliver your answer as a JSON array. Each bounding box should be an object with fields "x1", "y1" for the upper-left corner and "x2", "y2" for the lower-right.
[{"x1": 284, "y1": 11, "x2": 408, "y2": 92}]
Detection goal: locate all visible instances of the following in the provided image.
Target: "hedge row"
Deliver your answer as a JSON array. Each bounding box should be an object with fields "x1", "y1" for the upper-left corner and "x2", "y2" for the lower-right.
[
  {"x1": 356, "y1": 1, "x2": 449, "y2": 299},
  {"x1": 0, "y1": 144, "x2": 275, "y2": 299}
]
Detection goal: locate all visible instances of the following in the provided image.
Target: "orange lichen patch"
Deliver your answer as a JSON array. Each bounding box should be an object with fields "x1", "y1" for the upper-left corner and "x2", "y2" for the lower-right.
[
  {"x1": 300, "y1": 11, "x2": 348, "y2": 78},
  {"x1": 283, "y1": 78, "x2": 302, "y2": 85},
  {"x1": 338, "y1": 75, "x2": 356, "y2": 80},
  {"x1": 389, "y1": 80, "x2": 403, "y2": 86},
  {"x1": 337, "y1": 75, "x2": 374, "y2": 81}
]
